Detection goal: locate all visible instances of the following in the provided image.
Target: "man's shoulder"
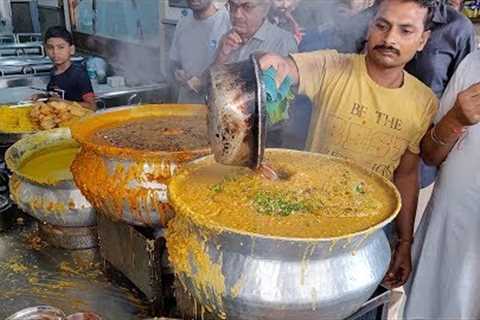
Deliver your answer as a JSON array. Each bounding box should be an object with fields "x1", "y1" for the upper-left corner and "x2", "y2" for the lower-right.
[
  {"x1": 294, "y1": 50, "x2": 358, "y2": 62},
  {"x1": 174, "y1": 11, "x2": 195, "y2": 30},
  {"x1": 67, "y1": 63, "x2": 87, "y2": 77},
  {"x1": 460, "y1": 50, "x2": 480, "y2": 68},
  {"x1": 452, "y1": 50, "x2": 480, "y2": 85},
  {"x1": 404, "y1": 71, "x2": 437, "y2": 102},
  {"x1": 262, "y1": 21, "x2": 297, "y2": 52},
  {"x1": 265, "y1": 21, "x2": 295, "y2": 40},
  {"x1": 442, "y1": 6, "x2": 475, "y2": 33}
]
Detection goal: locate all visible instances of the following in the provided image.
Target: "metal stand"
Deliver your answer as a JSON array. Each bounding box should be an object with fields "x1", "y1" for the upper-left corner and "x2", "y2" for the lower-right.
[
  {"x1": 96, "y1": 213, "x2": 175, "y2": 316},
  {"x1": 346, "y1": 287, "x2": 391, "y2": 320},
  {"x1": 38, "y1": 222, "x2": 98, "y2": 250}
]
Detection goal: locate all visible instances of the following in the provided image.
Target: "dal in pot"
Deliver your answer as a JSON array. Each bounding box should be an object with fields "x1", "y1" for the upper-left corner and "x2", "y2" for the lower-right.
[
  {"x1": 90, "y1": 116, "x2": 208, "y2": 151},
  {"x1": 17, "y1": 142, "x2": 79, "y2": 185},
  {"x1": 169, "y1": 149, "x2": 401, "y2": 238}
]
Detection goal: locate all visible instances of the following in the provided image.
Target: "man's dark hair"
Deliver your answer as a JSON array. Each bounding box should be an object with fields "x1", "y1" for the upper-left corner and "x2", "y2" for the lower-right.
[
  {"x1": 415, "y1": 0, "x2": 436, "y2": 30},
  {"x1": 375, "y1": 0, "x2": 436, "y2": 30},
  {"x1": 44, "y1": 26, "x2": 74, "y2": 45}
]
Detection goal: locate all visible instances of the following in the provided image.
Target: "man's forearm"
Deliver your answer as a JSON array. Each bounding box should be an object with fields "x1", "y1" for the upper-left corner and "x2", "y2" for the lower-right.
[
  {"x1": 421, "y1": 110, "x2": 465, "y2": 166},
  {"x1": 393, "y1": 170, "x2": 419, "y2": 242}
]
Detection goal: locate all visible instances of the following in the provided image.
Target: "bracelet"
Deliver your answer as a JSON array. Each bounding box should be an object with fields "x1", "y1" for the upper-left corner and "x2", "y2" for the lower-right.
[
  {"x1": 447, "y1": 121, "x2": 467, "y2": 135},
  {"x1": 397, "y1": 238, "x2": 414, "y2": 245},
  {"x1": 430, "y1": 125, "x2": 447, "y2": 145}
]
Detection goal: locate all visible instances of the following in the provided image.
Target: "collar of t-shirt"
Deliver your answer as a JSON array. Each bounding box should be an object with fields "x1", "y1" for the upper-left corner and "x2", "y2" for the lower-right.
[
  {"x1": 51, "y1": 63, "x2": 73, "y2": 77},
  {"x1": 250, "y1": 19, "x2": 274, "y2": 42}
]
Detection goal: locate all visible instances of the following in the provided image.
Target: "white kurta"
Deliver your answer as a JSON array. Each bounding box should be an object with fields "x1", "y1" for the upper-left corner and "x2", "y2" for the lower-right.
[{"x1": 404, "y1": 51, "x2": 480, "y2": 319}]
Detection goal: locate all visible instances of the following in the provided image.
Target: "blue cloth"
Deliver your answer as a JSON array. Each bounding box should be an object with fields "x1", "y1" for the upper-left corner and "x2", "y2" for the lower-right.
[{"x1": 262, "y1": 67, "x2": 293, "y2": 125}]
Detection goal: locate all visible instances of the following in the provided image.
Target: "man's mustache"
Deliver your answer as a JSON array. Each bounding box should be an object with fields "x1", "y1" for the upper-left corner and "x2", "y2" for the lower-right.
[{"x1": 373, "y1": 45, "x2": 400, "y2": 56}]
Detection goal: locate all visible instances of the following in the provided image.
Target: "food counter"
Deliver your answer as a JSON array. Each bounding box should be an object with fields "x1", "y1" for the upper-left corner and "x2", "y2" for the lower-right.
[
  {"x1": 0, "y1": 78, "x2": 172, "y2": 106},
  {"x1": 0, "y1": 102, "x2": 396, "y2": 320}
]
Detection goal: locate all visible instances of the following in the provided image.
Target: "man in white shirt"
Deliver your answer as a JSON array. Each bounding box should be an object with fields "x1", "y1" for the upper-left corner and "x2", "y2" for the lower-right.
[
  {"x1": 405, "y1": 50, "x2": 480, "y2": 319},
  {"x1": 169, "y1": 0, "x2": 230, "y2": 103}
]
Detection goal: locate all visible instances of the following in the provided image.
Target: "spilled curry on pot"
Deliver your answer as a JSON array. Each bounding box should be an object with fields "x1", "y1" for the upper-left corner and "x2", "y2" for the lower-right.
[
  {"x1": 169, "y1": 150, "x2": 400, "y2": 238},
  {"x1": 70, "y1": 104, "x2": 211, "y2": 227}
]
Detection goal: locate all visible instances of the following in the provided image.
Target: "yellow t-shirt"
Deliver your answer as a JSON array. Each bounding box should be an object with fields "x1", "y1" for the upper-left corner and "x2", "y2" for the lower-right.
[{"x1": 292, "y1": 51, "x2": 438, "y2": 180}]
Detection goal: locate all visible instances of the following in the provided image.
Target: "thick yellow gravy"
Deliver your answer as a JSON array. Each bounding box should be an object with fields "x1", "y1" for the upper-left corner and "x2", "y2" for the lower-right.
[
  {"x1": 170, "y1": 152, "x2": 399, "y2": 238},
  {"x1": 0, "y1": 106, "x2": 36, "y2": 133},
  {"x1": 18, "y1": 143, "x2": 79, "y2": 184}
]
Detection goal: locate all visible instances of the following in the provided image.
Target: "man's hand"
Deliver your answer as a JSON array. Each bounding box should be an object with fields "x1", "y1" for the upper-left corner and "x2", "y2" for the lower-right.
[
  {"x1": 175, "y1": 69, "x2": 202, "y2": 94},
  {"x1": 215, "y1": 30, "x2": 243, "y2": 64},
  {"x1": 174, "y1": 69, "x2": 189, "y2": 86},
  {"x1": 421, "y1": 82, "x2": 479, "y2": 166},
  {"x1": 383, "y1": 242, "x2": 412, "y2": 288},
  {"x1": 448, "y1": 82, "x2": 480, "y2": 127},
  {"x1": 388, "y1": 150, "x2": 419, "y2": 288},
  {"x1": 258, "y1": 53, "x2": 299, "y2": 88}
]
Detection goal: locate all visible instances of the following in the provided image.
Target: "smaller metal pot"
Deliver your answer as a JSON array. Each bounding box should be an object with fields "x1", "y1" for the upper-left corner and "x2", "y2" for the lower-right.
[
  {"x1": 5, "y1": 128, "x2": 96, "y2": 227},
  {"x1": 207, "y1": 53, "x2": 266, "y2": 169},
  {"x1": 5, "y1": 305, "x2": 65, "y2": 320}
]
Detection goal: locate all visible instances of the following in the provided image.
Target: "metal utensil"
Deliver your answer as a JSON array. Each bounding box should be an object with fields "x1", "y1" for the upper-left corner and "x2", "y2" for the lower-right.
[
  {"x1": 207, "y1": 53, "x2": 266, "y2": 169},
  {"x1": 5, "y1": 305, "x2": 65, "y2": 320}
]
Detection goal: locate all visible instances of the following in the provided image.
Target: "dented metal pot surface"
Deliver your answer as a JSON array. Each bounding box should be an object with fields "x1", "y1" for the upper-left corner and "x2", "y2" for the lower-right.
[
  {"x1": 5, "y1": 128, "x2": 95, "y2": 227},
  {"x1": 70, "y1": 104, "x2": 210, "y2": 227}
]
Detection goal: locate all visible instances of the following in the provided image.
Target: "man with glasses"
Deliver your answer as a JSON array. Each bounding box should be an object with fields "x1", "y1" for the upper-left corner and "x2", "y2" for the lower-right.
[
  {"x1": 215, "y1": 0, "x2": 297, "y2": 65},
  {"x1": 214, "y1": 0, "x2": 298, "y2": 147}
]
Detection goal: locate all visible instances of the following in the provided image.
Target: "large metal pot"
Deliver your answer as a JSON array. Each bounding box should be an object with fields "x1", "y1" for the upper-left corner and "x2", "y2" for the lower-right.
[
  {"x1": 167, "y1": 150, "x2": 401, "y2": 320},
  {"x1": 5, "y1": 128, "x2": 95, "y2": 227},
  {"x1": 70, "y1": 104, "x2": 210, "y2": 227}
]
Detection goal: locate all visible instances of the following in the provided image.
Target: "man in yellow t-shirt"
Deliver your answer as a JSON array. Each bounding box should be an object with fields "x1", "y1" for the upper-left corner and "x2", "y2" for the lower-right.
[
  {"x1": 295, "y1": 50, "x2": 437, "y2": 180},
  {"x1": 259, "y1": 0, "x2": 438, "y2": 288}
]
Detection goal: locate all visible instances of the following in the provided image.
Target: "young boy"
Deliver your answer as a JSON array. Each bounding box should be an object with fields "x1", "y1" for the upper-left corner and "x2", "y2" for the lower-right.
[{"x1": 43, "y1": 26, "x2": 96, "y2": 109}]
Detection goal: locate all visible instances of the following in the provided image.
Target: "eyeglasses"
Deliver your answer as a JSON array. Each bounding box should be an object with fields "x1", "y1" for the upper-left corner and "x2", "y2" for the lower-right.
[{"x1": 225, "y1": 1, "x2": 263, "y2": 14}]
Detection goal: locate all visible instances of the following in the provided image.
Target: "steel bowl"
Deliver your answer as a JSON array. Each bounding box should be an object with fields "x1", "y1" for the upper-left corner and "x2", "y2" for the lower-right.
[
  {"x1": 5, "y1": 128, "x2": 95, "y2": 227},
  {"x1": 207, "y1": 53, "x2": 266, "y2": 169},
  {"x1": 167, "y1": 149, "x2": 402, "y2": 320}
]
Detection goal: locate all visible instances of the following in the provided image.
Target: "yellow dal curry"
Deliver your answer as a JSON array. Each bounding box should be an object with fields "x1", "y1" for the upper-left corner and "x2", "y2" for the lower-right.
[
  {"x1": 169, "y1": 151, "x2": 399, "y2": 238},
  {"x1": 0, "y1": 106, "x2": 36, "y2": 133},
  {"x1": 18, "y1": 143, "x2": 79, "y2": 184}
]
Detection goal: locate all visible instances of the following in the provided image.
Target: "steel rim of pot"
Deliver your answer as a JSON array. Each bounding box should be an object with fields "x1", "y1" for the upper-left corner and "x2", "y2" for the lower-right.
[
  {"x1": 5, "y1": 305, "x2": 66, "y2": 320},
  {"x1": 70, "y1": 103, "x2": 210, "y2": 161}
]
